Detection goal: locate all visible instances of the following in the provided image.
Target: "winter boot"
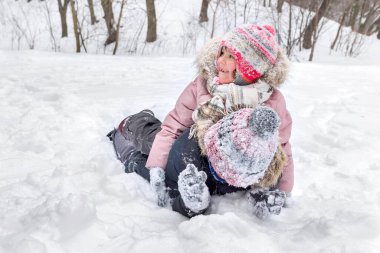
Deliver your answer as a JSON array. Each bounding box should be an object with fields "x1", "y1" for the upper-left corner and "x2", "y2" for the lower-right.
[{"x1": 248, "y1": 188, "x2": 286, "y2": 219}]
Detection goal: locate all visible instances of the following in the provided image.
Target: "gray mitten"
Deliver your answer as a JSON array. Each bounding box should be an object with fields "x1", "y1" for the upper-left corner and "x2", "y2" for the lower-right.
[
  {"x1": 150, "y1": 167, "x2": 169, "y2": 207},
  {"x1": 178, "y1": 164, "x2": 210, "y2": 213},
  {"x1": 248, "y1": 188, "x2": 286, "y2": 219}
]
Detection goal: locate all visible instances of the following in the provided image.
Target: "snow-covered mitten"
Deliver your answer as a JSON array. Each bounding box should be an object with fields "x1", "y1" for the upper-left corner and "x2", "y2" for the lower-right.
[
  {"x1": 150, "y1": 167, "x2": 169, "y2": 207},
  {"x1": 178, "y1": 164, "x2": 210, "y2": 213},
  {"x1": 248, "y1": 188, "x2": 286, "y2": 219}
]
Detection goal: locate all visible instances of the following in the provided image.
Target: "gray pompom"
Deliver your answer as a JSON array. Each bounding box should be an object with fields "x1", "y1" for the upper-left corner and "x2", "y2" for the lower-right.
[{"x1": 250, "y1": 106, "x2": 280, "y2": 138}]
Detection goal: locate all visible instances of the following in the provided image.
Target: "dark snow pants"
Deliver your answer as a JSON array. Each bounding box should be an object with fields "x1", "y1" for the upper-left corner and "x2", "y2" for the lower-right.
[
  {"x1": 108, "y1": 110, "x2": 243, "y2": 218},
  {"x1": 109, "y1": 109, "x2": 161, "y2": 181},
  {"x1": 165, "y1": 128, "x2": 245, "y2": 217}
]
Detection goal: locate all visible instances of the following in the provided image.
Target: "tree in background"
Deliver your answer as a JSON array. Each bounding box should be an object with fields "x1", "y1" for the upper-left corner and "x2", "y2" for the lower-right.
[
  {"x1": 87, "y1": 0, "x2": 97, "y2": 25},
  {"x1": 210, "y1": 0, "x2": 221, "y2": 38},
  {"x1": 70, "y1": 0, "x2": 80, "y2": 52},
  {"x1": 113, "y1": 0, "x2": 127, "y2": 54},
  {"x1": 330, "y1": 1, "x2": 353, "y2": 51},
  {"x1": 273, "y1": 0, "x2": 313, "y2": 57},
  {"x1": 328, "y1": 0, "x2": 379, "y2": 56},
  {"x1": 3, "y1": 0, "x2": 379, "y2": 56},
  {"x1": 57, "y1": 0, "x2": 70, "y2": 38},
  {"x1": 101, "y1": 0, "x2": 117, "y2": 46},
  {"x1": 242, "y1": 0, "x2": 256, "y2": 24},
  {"x1": 277, "y1": 0, "x2": 285, "y2": 13},
  {"x1": 303, "y1": 0, "x2": 332, "y2": 49},
  {"x1": 199, "y1": 0, "x2": 210, "y2": 23},
  {"x1": 146, "y1": 0, "x2": 157, "y2": 42},
  {"x1": 356, "y1": 0, "x2": 380, "y2": 36},
  {"x1": 263, "y1": 0, "x2": 272, "y2": 7}
]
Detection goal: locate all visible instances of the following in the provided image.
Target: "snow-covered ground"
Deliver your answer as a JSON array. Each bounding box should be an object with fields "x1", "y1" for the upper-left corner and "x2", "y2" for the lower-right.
[{"x1": 1, "y1": 49, "x2": 380, "y2": 253}]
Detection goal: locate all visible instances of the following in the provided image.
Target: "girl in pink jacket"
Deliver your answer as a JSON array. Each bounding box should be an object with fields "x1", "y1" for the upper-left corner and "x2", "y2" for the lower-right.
[{"x1": 108, "y1": 24, "x2": 293, "y2": 219}]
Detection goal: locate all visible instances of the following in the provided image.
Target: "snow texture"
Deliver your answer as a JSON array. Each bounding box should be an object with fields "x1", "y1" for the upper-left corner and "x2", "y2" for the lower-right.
[
  {"x1": 149, "y1": 167, "x2": 168, "y2": 207},
  {"x1": 178, "y1": 164, "x2": 210, "y2": 213},
  {"x1": 0, "y1": 46, "x2": 380, "y2": 252}
]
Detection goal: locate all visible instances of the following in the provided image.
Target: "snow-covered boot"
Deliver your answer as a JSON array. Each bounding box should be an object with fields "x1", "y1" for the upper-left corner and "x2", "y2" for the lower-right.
[{"x1": 248, "y1": 188, "x2": 286, "y2": 219}]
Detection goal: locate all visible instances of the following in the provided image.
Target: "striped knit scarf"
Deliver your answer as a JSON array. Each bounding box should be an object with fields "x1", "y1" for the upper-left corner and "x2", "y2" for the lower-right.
[{"x1": 190, "y1": 77, "x2": 273, "y2": 155}]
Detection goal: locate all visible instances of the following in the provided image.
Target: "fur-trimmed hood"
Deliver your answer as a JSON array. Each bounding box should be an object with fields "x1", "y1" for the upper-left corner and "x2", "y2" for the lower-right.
[{"x1": 195, "y1": 37, "x2": 290, "y2": 89}]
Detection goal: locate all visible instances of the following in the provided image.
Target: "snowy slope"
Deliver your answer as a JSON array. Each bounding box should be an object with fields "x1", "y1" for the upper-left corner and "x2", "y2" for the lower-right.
[{"x1": 1, "y1": 50, "x2": 380, "y2": 253}]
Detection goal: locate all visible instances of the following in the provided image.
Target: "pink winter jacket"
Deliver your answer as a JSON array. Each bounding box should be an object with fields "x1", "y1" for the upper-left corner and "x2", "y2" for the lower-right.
[{"x1": 146, "y1": 75, "x2": 294, "y2": 193}]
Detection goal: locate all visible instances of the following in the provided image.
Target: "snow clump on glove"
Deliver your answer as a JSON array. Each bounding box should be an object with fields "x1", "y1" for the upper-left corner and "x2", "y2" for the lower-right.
[{"x1": 178, "y1": 164, "x2": 210, "y2": 213}]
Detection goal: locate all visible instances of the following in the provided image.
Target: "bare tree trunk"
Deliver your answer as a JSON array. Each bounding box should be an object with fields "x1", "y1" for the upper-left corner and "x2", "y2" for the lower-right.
[
  {"x1": 113, "y1": 0, "x2": 127, "y2": 54},
  {"x1": 349, "y1": 1, "x2": 361, "y2": 32},
  {"x1": 243, "y1": 0, "x2": 248, "y2": 23},
  {"x1": 360, "y1": 1, "x2": 380, "y2": 35},
  {"x1": 70, "y1": 0, "x2": 80, "y2": 52},
  {"x1": 331, "y1": 6, "x2": 349, "y2": 50},
  {"x1": 44, "y1": 1, "x2": 57, "y2": 51},
  {"x1": 87, "y1": 0, "x2": 97, "y2": 25},
  {"x1": 146, "y1": 0, "x2": 157, "y2": 42},
  {"x1": 309, "y1": 18, "x2": 328, "y2": 61},
  {"x1": 234, "y1": 0, "x2": 237, "y2": 27},
  {"x1": 368, "y1": 17, "x2": 380, "y2": 35},
  {"x1": 377, "y1": 29, "x2": 380, "y2": 39},
  {"x1": 309, "y1": 26, "x2": 318, "y2": 61},
  {"x1": 199, "y1": 0, "x2": 209, "y2": 23},
  {"x1": 287, "y1": 1, "x2": 292, "y2": 56},
  {"x1": 263, "y1": 0, "x2": 266, "y2": 7},
  {"x1": 298, "y1": 8, "x2": 306, "y2": 51},
  {"x1": 349, "y1": 32, "x2": 360, "y2": 56},
  {"x1": 57, "y1": 0, "x2": 70, "y2": 38},
  {"x1": 101, "y1": 0, "x2": 117, "y2": 45},
  {"x1": 210, "y1": 0, "x2": 221, "y2": 38},
  {"x1": 277, "y1": 0, "x2": 284, "y2": 13},
  {"x1": 302, "y1": 0, "x2": 331, "y2": 49}
]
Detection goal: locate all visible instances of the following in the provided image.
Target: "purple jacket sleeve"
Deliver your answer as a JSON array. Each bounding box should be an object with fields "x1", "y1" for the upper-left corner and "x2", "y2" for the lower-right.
[
  {"x1": 146, "y1": 81, "x2": 198, "y2": 169},
  {"x1": 266, "y1": 90, "x2": 294, "y2": 193}
]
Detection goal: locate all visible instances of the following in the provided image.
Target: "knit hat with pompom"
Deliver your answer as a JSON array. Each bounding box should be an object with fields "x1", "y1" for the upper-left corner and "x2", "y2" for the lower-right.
[
  {"x1": 204, "y1": 106, "x2": 280, "y2": 188},
  {"x1": 218, "y1": 24, "x2": 279, "y2": 85}
]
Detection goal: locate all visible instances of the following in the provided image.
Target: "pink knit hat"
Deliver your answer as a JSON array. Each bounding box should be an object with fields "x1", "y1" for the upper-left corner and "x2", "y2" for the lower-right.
[
  {"x1": 219, "y1": 24, "x2": 279, "y2": 85},
  {"x1": 204, "y1": 106, "x2": 280, "y2": 188}
]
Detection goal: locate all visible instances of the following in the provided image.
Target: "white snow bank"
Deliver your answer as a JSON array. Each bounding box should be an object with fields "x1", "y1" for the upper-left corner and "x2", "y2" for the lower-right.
[{"x1": 1, "y1": 50, "x2": 380, "y2": 252}]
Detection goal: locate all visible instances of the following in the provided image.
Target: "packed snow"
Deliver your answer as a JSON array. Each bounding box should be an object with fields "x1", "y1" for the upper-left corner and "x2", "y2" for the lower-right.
[
  {"x1": 1, "y1": 48, "x2": 380, "y2": 252},
  {"x1": 1, "y1": 0, "x2": 380, "y2": 251}
]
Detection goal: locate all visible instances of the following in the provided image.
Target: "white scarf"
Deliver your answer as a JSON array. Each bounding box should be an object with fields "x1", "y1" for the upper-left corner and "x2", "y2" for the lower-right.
[{"x1": 190, "y1": 77, "x2": 273, "y2": 154}]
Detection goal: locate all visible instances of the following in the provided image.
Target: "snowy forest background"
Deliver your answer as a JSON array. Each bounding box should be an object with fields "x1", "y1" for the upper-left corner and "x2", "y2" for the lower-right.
[
  {"x1": 1, "y1": 1, "x2": 380, "y2": 253},
  {"x1": 1, "y1": 0, "x2": 380, "y2": 60}
]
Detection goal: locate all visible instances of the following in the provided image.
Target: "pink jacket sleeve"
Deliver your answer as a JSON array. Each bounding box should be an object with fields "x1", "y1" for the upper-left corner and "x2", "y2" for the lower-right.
[
  {"x1": 266, "y1": 90, "x2": 294, "y2": 193},
  {"x1": 146, "y1": 81, "x2": 198, "y2": 169}
]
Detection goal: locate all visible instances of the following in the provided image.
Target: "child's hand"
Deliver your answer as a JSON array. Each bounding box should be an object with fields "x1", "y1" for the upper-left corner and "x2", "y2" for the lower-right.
[
  {"x1": 248, "y1": 188, "x2": 286, "y2": 219},
  {"x1": 178, "y1": 164, "x2": 210, "y2": 213},
  {"x1": 149, "y1": 167, "x2": 168, "y2": 207}
]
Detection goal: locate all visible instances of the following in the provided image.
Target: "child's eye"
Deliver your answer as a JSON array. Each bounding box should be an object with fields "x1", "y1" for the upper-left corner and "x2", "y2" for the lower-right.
[{"x1": 228, "y1": 54, "x2": 234, "y2": 59}]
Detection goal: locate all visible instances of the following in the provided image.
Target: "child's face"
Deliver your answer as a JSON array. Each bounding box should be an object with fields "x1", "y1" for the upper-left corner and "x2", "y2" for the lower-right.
[{"x1": 217, "y1": 46, "x2": 236, "y2": 84}]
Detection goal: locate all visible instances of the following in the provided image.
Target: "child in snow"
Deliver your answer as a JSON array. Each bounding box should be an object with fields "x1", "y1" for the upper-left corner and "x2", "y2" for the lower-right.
[{"x1": 108, "y1": 24, "x2": 293, "y2": 219}]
